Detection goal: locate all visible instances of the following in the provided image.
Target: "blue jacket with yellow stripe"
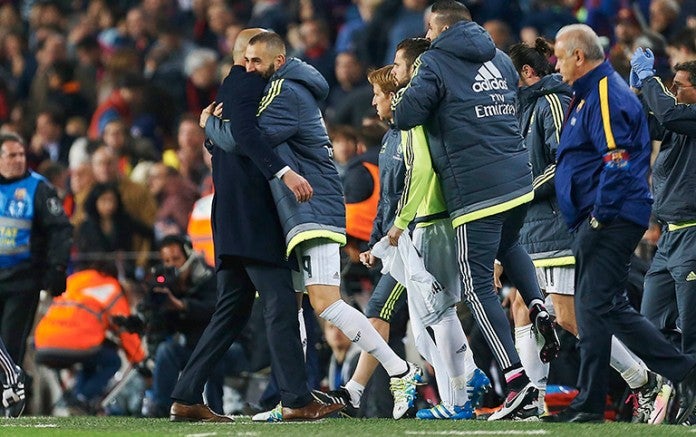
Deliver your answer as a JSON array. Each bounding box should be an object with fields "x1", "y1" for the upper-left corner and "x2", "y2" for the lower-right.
[
  {"x1": 392, "y1": 20, "x2": 534, "y2": 228},
  {"x1": 257, "y1": 58, "x2": 346, "y2": 255},
  {"x1": 517, "y1": 74, "x2": 575, "y2": 266},
  {"x1": 555, "y1": 61, "x2": 652, "y2": 230}
]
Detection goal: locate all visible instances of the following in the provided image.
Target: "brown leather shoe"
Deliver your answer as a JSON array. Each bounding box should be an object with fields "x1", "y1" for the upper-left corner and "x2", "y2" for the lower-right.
[
  {"x1": 282, "y1": 398, "x2": 345, "y2": 421},
  {"x1": 170, "y1": 402, "x2": 234, "y2": 422}
]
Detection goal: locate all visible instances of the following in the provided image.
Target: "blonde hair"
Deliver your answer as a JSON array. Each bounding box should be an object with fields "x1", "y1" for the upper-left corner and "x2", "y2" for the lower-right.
[{"x1": 367, "y1": 65, "x2": 398, "y2": 95}]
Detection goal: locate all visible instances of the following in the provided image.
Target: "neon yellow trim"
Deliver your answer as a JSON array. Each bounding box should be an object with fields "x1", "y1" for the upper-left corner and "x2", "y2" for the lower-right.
[
  {"x1": 667, "y1": 221, "x2": 696, "y2": 232},
  {"x1": 257, "y1": 79, "x2": 284, "y2": 115},
  {"x1": 532, "y1": 256, "x2": 576, "y2": 268},
  {"x1": 599, "y1": 77, "x2": 617, "y2": 150},
  {"x1": 452, "y1": 191, "x2": 534, "y2": 228},
  {"x1": 380, "y1": 283, "x2": 405, "y2": 319},
  {"x1": 286, "y1": 229, "x2": 347, "y2": 257}
]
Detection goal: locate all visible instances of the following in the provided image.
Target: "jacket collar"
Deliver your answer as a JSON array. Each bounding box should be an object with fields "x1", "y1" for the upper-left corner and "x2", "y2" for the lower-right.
[{"x1": 572, "y1": 61, "x2": 614, "y2": 97}]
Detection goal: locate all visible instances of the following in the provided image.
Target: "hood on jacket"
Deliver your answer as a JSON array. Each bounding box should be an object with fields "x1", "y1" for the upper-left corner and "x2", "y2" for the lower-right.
[
  {"x1": 431, "y1": 20, "x2": 496, "y2": 63},
  {"x1": 518, "y1": 73, "x2": 573, "y2": 107},
  {"x1": 274, "y1": 57, "x2": 330, "y2": 102}
]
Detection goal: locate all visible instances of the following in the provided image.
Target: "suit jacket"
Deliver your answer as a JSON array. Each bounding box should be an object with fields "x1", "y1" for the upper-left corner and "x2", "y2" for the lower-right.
[{"x1": 210, "y1": 65, "x2": 288, "y2": 268}]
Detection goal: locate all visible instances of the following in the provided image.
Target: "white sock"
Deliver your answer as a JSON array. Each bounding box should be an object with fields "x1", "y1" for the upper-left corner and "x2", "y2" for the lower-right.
[
  {"x1": 431, "y1": 308, "x2": 470, "y2": 382},
  {"x1": 344, "y1": 379, "x2": 364, "y2": 408},
  {"x1": 515, "y1": 324, "x2": 549, "y2": 389},
  {"x1": 320, "y1": 300, "x2": 407, "y2": 376},
  {"x1": 528, "y1": 298, "x2": 545, "y2": 309},
  {"x1": 433, "y1": 362, "x2": 453, "y2": 406},
  {"x1": 298, "y1": 307, "x2": 307, "y2": 360},
  {"x1": 610, "y1": 336, "x2": 648, "y2": 389},
  {"x1": 451, "y1": 375, "x2": 469, "y2": 407}
]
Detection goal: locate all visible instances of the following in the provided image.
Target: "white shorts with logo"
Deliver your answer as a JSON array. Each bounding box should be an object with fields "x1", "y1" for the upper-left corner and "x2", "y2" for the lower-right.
[
  {"x1": 535, "y1": 266, "x2": 575, "y2": 296},
  {"x1": 292, "y1": 238, "x2": 341, "y2": 291}
]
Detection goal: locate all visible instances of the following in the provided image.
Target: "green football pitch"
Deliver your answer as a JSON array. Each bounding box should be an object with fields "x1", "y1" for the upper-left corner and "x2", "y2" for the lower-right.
[{"x1": 0, "y1": 416, "x2": 693, "y2": 437}]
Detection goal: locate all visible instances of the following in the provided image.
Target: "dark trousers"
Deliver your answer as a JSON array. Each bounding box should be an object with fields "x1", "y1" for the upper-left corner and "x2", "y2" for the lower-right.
[
  {"x1": 0, "y1": 289, "x2": 40, "y2": 365},
  {"x1": 642, "y1": 226, "x2": 696, "y2": 354},
  {"x1": 171, "y1": 257, "x2": 311, "y2": 409},
  {"x1": 74, "y1": 344, "x2": 121, "y2": 402},
  {"x1": 153, "y1": 338, "x2": 226, "y2": 413},
  {"x1": 455, "y1": 204, "x2": 544, "y2": 371},
  {"x1": 571, "y1": 218, "x2": 696, "y2": 414}
]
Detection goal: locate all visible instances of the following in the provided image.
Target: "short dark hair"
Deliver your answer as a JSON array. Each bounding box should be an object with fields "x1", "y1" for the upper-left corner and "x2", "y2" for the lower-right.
[
  {"x1": 674, "y1": 60, "x2": 696, "y2": 86},
  {"x1": 509, "y1": 38, "x2": 554, "y2": 77},
  {"x1": 248, "y1": 31, "x2": 286, "y2": 56},
  {"x1": 158, "y1": 234, "x2": 194, "y2": 258},
  {"x1": 395, "y1": 38, "x2": 431, "y2": 69},
  {"x1": 431, "y1": 0, "x2": 472, "y2": 26}
]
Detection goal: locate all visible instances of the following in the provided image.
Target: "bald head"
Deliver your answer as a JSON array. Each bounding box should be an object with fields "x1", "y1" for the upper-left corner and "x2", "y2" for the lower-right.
[{"x1": 233, "y1": 28, "x2": 266, "y2": 66}]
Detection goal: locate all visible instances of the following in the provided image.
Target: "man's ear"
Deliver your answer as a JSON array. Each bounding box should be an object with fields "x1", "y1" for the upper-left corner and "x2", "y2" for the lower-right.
[{"x1": 275, "y1": 53, "x2": 286, "y2": 69}]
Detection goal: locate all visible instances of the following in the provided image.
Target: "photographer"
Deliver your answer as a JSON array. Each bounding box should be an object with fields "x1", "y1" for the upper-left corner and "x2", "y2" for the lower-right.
[
  {"x1": 34, "y1": 262, "x2": 145, "y2": 414},
  {"x1": 140, "y1": 235, "x2": 220, "y2": 417}
]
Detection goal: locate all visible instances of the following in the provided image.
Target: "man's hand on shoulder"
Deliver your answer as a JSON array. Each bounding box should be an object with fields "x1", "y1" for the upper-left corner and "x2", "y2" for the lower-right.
[
  {"x1": 199, "y1": 102, "x2": 223, "y2": 128},
  {"x1": 282, "y1": 169, "x2": 313, "y2": 203}
]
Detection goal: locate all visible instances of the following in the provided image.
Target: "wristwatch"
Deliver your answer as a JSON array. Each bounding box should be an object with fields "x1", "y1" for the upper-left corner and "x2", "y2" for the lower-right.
[{"x1": 589, "y1": 216, "x2": 603, "y2": 230}]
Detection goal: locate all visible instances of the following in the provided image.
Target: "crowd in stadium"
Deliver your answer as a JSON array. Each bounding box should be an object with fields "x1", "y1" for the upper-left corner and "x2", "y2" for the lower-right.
[{"x1": 1, "y1": 0, "x2": 696, "y2": 426}]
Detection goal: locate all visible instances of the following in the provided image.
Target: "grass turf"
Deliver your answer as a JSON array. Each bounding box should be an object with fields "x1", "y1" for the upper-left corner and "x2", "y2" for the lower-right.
[{"x1": 0, "y1": 416, "x2": 692, "y2": 437}]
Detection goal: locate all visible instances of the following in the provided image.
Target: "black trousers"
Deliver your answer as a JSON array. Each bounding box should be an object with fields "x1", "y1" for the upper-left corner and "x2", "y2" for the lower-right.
[
  {"x1": 0, "y1": 288, "x2": 40, "y2": 365},
  {"x1": 171, "y1": 257, "x2": 311, "y2": 408},
  {"x1": 642, "y1": 226, "x2": 696, "y2": 354},
  {"x1": 571, "y1": 218, "x2": 695, "y2": 414}
]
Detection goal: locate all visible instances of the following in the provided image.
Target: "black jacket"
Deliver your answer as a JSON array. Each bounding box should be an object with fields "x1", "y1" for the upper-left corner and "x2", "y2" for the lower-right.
[{"x1": 210, "y1": 65, "x2": 289, "y2": 268}]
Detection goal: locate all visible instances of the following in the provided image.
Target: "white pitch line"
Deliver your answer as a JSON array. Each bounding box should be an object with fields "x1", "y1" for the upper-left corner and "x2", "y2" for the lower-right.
[
  {"x1": 185, "y1": 433, "x2": 259, "y2": 437},
  {"x1": 405, "y1": 431, "x2": 548, "y2": 435},
  {"x1": 0, "y1": 424, "x2": 58, "y2": 428}
]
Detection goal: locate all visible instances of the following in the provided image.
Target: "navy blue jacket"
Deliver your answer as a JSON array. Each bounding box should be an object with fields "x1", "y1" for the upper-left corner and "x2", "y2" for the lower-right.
[
  {"x1": 393, "y1": 20, "x2": 533, "y2": 228},
  {"x1": 209, "y1": 65, "x2": 289, "y2": 268},
  {"x1": 517, "y1": 74, "x2": 575, "y2": 266},
  {"x1": 257, "y1": 58, "x2": 346, "y2": 255},
  {"x1": 369, "y1": 127, "x2": 405, "y2": 247},
  {"x1": 555, "y1": 61, "x2": 652, "y2": 230},
  {"x1": 207, "y1": 58, "x2": 346, "y2": 256},
  {"x1": 641, "y1": 76, "x2": 696, "y2": 224}
]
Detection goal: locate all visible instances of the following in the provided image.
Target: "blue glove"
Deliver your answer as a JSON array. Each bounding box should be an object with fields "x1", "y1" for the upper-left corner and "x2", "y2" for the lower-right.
[
  {"x1": 630, "y1": 47, "x2": 655, "y2": 80},
  {"x1": 629, "y1": 68, "x2": 642, "y2": 89}
]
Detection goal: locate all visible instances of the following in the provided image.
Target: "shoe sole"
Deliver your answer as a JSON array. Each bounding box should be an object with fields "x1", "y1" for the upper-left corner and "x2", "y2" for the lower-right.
[
  {"x1": 170, "y1": 415, "x2": 199, "y2": 422},
  {"x1": 537, "y1": 323, "x2": 560, "y2": 363},
  {"x1": 169, "y1": 414, "x2": 234, "y2": 422},
  {"x1": 649, "y1": 384, "x2": 672, "y2": 425},
  {"x1": 488, "y1": 385, "x2": 538, "y2": 421}
]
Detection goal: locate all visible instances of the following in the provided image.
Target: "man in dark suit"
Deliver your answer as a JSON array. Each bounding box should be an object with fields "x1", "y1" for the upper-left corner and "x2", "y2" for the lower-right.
[{"x1": 169, "y1": 28, "x2": 342, "y2": 422}]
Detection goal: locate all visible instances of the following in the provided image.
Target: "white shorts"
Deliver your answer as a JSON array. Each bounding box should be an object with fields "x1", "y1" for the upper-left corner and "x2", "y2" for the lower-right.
[
  {"x1": 535, "y1": 266, "x2": 575, "y2": 296},
  {"x1": 292, "y1": 239, "x2": 341, "y2": 291}
]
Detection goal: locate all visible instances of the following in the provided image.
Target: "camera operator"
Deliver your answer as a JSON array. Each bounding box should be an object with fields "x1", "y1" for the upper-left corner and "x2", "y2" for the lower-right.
[
  {"x1": 34, "y1": 261, "x2": 145, "y2": 414},
  {"x1": 140, "y1": 235, "x2": 221, "y2": 417}
]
